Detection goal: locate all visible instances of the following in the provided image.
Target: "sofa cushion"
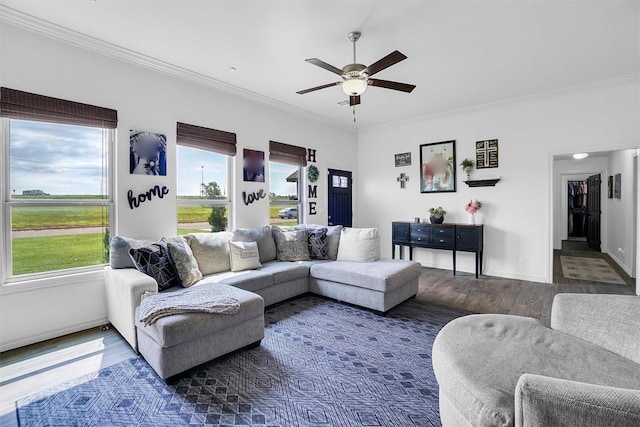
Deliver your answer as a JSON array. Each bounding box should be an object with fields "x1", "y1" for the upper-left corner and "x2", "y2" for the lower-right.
[
  {"x1": 337, "y1": 228, "x2": 380, "y2": 262},
  {"x1": 306, "y1": 224, "x2": 342, "y2": 260},
  {"x1": 183, "y1": 232, "x2": 233, "y2": 275},
  {"x1": 129, "y1": 243, "x2": 180, "y2": 291},
  {"x1": 432, "y1": 314, "x2": 640, "y2": 426},
  {"x1": 211, "y1": 269, "x2": 274, "y2": 293},
  {"x1": 307, "y1": 228, "x2": 329, "y2": 260},
  {"x1": 233, "y1": 226, "x2": 277, "y2": 263},
  {"x1": 228, "y1": 241, "x2": 262, "y2": 272},
  {"x1": 110, "y1": 236, "x2": 155, "y2": 269},
  {"x1": 163, "y1": 236, "x2": 202, "y2": 287},
  {"x1": 135, "y1": 283, "x2": 263, "y2": 348},
  {"x1": 259, "y1": 261, "x2": 310, "y2": 285},
  {"x1": 272, "y1": 228, "x2": 310, "y2": 262},
  {"x1": 310, "y1": 260, "x2": 421, "y2": 293}
]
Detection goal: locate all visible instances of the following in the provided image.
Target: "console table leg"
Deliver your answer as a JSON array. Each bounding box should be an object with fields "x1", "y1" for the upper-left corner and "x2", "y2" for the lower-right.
[
  {"x1": 392, "y1": 245, "x2": 395, "y2": 260},
  {"x1": 475, "y1": 251, "x2": 479, "y2": 279},
  {"x1": 452, "y1": 250, "x2": 456, "y2": 276}
]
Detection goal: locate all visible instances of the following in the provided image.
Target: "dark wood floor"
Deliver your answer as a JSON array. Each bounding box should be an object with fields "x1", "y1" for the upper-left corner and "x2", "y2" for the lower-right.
[
  {"x1": 417, "y1": 242, "x2": 636, "y2": 326},
  {"x1": 1, "y1": 246, "x2": 636, "y2": 426}
]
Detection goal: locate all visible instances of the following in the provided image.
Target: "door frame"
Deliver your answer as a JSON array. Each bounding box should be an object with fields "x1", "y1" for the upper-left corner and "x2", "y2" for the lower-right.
[{"x1": 548, "y1": 142, "x2": 640, "y2": 296}]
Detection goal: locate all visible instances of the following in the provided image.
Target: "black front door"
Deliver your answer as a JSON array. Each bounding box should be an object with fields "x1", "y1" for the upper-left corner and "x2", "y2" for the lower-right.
[
  {"x1": 328, "y1": 169, "x2": 352, "y2": 227},
  {"x1": 587, "y1": 173, "x2": 601, "y2": 251}
]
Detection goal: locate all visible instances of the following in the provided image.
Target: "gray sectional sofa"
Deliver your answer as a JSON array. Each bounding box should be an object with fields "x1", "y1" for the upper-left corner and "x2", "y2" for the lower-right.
[{"x1": 105, "y1": 224, "x2": 422, "y2": 378}]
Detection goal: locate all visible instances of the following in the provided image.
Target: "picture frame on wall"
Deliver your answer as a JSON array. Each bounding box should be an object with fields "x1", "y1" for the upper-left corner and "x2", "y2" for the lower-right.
[
  {"x1": 394, "y1": 152, "x2": 412, "y2": 167},
  {"x1": 419, "y1": 140, "x2": 456, "y2": 193},
  {"x1": 243, "y1": 149, "x2": 265, "y2": 182},
  {"x1": 130, "y1": 130, "x2": 167, "y2": 176},
  {"x1": 608, "y1": 176, "x2": 613, "y2": 199},
  {"x1": 614, "y1": 173, "x2": 621, "y2": 199}
]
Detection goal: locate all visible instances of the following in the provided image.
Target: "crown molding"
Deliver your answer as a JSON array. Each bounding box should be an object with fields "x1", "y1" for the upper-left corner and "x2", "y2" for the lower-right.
[
  {"x1": 0, "y1": 5, "x2": 357, "y2": 135},
  {"x1": 359, "y1": 72, "x2": 640, "y2": 133}
]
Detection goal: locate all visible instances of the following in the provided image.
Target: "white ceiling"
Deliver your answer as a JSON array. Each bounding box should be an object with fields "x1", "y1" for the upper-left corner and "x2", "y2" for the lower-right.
[{"x1": 1, "y1": 0, "x2": 638, "y2": 128}]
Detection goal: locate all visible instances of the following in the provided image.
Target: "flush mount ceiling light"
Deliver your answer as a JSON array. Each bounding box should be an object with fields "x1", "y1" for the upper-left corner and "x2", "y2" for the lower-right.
[{"x1": 573, "y1": 153, "x2": 589, "y2": 160}]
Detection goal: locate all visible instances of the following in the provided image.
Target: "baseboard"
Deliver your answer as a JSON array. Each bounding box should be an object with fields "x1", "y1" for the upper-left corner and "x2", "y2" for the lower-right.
[
  {"x1": 414, "y1": 260, "x2": 548, "y2": 284},
  {"x1": 0, "y1": 317, "x2": 108, "y2": 353},
  {"x1": 606, "y1": 250, "x2": 633, "y2": 277}
]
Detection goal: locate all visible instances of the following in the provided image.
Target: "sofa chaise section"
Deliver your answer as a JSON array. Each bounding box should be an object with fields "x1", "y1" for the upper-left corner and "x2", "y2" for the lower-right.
[
  {"x1": 135, "y1": 284, "x2": 264, "y2": 379},
  {"x1": 309, "y1": 259, "x2": 422, "y2": 313}
]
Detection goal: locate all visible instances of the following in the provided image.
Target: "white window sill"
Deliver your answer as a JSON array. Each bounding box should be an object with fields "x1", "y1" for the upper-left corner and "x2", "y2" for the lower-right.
[{"x1": 0, "y1": 268, "x2": 105, "y2": 295}]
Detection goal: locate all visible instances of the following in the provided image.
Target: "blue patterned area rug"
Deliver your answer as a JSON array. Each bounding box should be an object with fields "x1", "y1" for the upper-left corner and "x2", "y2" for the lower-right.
[{"x1": 16, "y1": 296, "x2": 470, "y2": 426}]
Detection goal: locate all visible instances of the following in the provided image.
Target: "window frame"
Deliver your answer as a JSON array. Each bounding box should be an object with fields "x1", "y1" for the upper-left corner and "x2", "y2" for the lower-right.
[
  {"x1": 1, "y1": 118, "x2": 115, "y2": 284},
  {"x1": 175, "y1": 144, "x2": 234, "y2": 234},
  {"x1": 269, "y1": 161, "x2": 304, "y2": 225}
]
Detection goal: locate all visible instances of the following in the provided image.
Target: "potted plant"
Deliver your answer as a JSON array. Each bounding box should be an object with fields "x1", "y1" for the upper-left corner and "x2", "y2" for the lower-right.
[
  {"x1": 460, "y1": 158, "x2": 474, "y2": 180},
  {"x1": 429, "y1": 207, "x2": 446, "y2": 224}
]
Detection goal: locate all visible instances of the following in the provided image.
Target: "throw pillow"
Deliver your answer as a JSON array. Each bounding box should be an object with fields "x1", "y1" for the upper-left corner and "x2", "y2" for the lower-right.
[
  {"x1": 183, "y1": 232, "x2": 233, "y2": 275},
  {"x1": 162, "y1": 236, "x2": 203, "y2": 287},
  {"x1": 272, "y1": 228, "x2": 310, "y2": 262},
  {"x1": 337, "y1": 228, "x2": 380, "y2": 262},
  {"x1": 129, "y1": 243, "x2": 181, "y2": 291},
  {"x1": 109, "y1": 236, "x2": 155, "y2": 269},
  {"x1": 228, "y1": 241, "x2": 262, "y2": 272},
  {"x1": 232, "y1": 226, "x2": 277, "y2": 263},
  {"x1": 307, "y1": 227, "x2": 329, "y2": 260},
  {"x1": 307, "y1": 224, "x2": 343, "y2": 260}
]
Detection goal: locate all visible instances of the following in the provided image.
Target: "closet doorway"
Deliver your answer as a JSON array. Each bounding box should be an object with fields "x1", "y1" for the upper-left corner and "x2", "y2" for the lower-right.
[{"x1": 567, "y1": 175, "x2": 601, "y2": 251}]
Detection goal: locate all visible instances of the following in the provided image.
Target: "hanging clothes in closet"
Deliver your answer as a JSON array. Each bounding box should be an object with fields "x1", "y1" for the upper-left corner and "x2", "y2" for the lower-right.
[{"x1": 568, "y1": 180, "x2": 588, "y2": 237}]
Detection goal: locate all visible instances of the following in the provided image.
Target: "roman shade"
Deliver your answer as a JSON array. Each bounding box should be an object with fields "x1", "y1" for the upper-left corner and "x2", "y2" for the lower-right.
[
  {"x1": 176, "y1": 122, "x2": 237, "y2": 156},
  {"x1": 269, "y1": 140, "x2": 307, "y2": 167},
  {"x1": 0, "y1": 87, "x2": 117, "y2": 129}
]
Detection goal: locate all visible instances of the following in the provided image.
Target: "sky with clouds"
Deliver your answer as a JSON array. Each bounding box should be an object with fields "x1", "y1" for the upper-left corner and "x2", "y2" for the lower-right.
[{"x1": 9, "y1": 120, "x2": 298, "y2": 197}]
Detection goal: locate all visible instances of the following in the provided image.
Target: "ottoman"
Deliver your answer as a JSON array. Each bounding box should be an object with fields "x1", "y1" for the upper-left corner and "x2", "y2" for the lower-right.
[
  {"x1": 136, "y1": 284, "x2": 265, "y2": 379},
  {"x1": 309, "y1": 259, "x2": 422, "y2": 313}
]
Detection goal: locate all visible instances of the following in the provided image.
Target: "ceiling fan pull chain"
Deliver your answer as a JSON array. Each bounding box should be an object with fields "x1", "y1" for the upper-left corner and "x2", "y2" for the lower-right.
[{"x1": 353, "y1": 106, "x2": 356, "y2": 123}]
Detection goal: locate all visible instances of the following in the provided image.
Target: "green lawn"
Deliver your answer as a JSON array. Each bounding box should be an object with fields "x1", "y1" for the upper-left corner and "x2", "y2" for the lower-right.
[{"x1": 12, "y1": 233, "x2": 107, "y2": 276}]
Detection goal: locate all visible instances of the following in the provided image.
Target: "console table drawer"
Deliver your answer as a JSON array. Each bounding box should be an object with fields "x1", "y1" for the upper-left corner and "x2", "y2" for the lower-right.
[
  {"x1": 410, "y1": 224, "x2": 430, "y2": 234},
  {"x1": 431, "y1": 227, "x2": 454, "y2": 238},
  {"x1": 430, "y1": 237, "x2": 455, "y2": 248}
]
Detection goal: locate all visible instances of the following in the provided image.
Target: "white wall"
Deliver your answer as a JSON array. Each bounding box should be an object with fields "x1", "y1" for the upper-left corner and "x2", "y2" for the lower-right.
[
  {"x1": 0, "y1": 24, "x2": 357, "y2": 351},
  {"x1": 606, "y1": 149, "x2": 637, "y2": 276},
  {"x1": 357, "y1": 81, "x2": 640, "y2": 283},
  {"x1": 552, "y1": 157, "x2": 608, "y2": 251}
]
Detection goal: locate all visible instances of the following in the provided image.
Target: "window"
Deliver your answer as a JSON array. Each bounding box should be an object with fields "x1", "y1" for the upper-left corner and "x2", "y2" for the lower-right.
[
  {"x1": 1, "y1": 87, "x2": 116, "y2": 281},
  {"x1": 269, "y1": 141, "x2": 307, "y2": 226},
  {"x1": 176, "y1": 122, "x2": 236, "y2": 235}
]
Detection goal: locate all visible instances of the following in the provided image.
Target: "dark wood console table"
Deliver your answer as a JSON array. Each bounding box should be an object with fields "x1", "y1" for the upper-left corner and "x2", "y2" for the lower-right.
[{"x1": 392, "y1": 222, "x2": 484, "y2": 278}]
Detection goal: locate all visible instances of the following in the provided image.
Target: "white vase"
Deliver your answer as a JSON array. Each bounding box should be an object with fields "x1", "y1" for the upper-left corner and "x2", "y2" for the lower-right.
[{"x1": 468, "y1": 212, "x2": 476, "y2": 225}]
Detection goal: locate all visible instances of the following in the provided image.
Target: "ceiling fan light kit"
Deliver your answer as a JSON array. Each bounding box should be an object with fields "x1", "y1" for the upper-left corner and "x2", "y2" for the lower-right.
[{"x1": 297, "y1": 30, "x2": 416, "y2": 114}]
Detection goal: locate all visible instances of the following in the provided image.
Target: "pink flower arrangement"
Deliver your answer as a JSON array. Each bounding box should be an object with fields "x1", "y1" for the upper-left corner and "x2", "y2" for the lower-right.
[{"x1": 465, "y1": 199, "x2": 482, "y2": 214}]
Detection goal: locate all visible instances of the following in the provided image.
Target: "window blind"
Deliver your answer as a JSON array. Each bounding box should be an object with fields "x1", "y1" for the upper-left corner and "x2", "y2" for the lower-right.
[
  {"x1": 269, "y1": 140, "x2": 307, "y2": 167},
  {"x1": 176, "y1": 122, "x2": 237, "y2": 156},
  {"x1": 0, "y1": 87, "x2": 117, "y2": 129}
]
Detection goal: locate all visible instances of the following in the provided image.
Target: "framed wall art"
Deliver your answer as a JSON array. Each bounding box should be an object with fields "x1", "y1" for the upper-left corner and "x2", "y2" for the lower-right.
[
  {"x1": 476, "y1": 139, "x2": 498, "y2": 169},
  {"x1": 243, "y1": 149, "x2": 265, "y2": 182},
  {"x1": 614, "y1": 173, "x2": 621, "y2": 199},
  {"x1": 420, "y1": 140, "x2": 456, "y2": 193},
  {"x1": 394, "y1": 152, "x2": 412, "y2": 167},
  {"x1": 130, "y1": 130, "x2": 167, "y2": 176}
]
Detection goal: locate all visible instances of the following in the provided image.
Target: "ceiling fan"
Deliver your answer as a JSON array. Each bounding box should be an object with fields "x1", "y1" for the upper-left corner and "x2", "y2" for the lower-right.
[{"x1": 297, "y1": 31, "x2": 416, "y2": 108}]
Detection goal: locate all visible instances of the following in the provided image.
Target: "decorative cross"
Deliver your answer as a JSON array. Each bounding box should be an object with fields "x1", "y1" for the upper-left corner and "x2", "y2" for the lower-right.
[
  {"x1": 476, "y1": 139, "x2": 499, "y2": 168},
  {"x1": 397, "y1": 173, "x2": 409, "y2": 189}
]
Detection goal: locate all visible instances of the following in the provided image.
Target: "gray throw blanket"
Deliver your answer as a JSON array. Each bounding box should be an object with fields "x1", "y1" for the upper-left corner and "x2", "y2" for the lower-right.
[{"x1": 139, "y1": 285, "x2": 241, "y2": 326}]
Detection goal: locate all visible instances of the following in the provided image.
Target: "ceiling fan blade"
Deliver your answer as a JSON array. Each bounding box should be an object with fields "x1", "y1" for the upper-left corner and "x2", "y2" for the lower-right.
[
  {"x1": 365, "y1": 51, "x2": 407, "y2": 76},
  {"x1": 305, "y1": 58, "x2": 344, "y2": 76},
  {"x1": 296, "y1": 82, "x2": 341, "y2": 95},
  {"x1": 350, "y1": 95, "x2": 361, "y2": 106},
  {"x1": 369, "y1": 79, "x2": 416, "y2": 93}
]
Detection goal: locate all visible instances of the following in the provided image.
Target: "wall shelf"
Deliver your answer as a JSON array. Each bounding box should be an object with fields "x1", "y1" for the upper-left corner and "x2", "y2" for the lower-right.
[{"x1": 463, "y1": 178, "x2": 501, "y2": 187}]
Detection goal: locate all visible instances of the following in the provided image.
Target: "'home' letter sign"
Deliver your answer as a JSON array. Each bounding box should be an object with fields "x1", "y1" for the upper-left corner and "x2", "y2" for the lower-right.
[{"x1": 307, "y1": 148, "x2": 318, "y2": 215}]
